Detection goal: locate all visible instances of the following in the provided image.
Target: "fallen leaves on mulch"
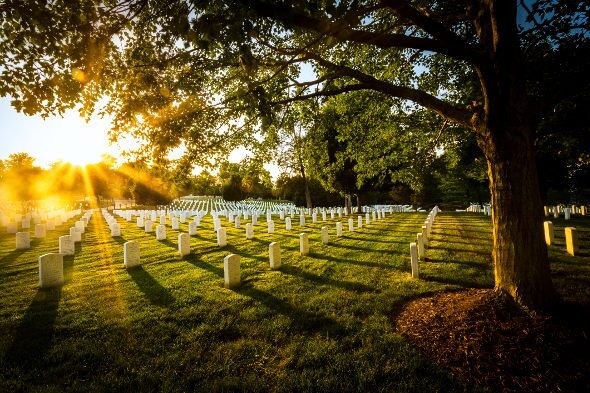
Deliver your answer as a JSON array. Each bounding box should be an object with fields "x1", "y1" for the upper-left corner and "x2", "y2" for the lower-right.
[{"x1": 393, "y1": 289, "x2": 590, "y2": 392}]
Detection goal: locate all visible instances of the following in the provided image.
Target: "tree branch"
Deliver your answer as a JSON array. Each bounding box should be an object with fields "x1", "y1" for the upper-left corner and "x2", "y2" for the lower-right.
[
  {"x1": 245, "y1": 0, "x2": 473, "y2": 58},
  {"x1": 302, "y1": 52, "x2": 472, "y2": 126}
]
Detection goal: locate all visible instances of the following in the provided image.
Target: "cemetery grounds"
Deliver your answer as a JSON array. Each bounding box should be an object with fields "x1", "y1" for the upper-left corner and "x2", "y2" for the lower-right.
[{"x1": 0, "y1": 201, "x2": 589, "y2": 392}]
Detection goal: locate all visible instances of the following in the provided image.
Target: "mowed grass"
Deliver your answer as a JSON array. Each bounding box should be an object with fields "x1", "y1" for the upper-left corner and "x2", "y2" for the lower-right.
[{"x1": 0, "y1": 210, "x2": 588, "y2": 392}]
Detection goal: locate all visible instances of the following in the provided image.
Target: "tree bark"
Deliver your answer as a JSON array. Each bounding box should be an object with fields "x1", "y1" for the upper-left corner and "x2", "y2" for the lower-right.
[
  {"x1": 480, "y1": 122, "x2": 557, "y2": 309},
  {"x1": 355, "y1": 193, "x2": 362, "y2": 212},
  {"x1": 469, "y1": 0, "x2": 557, "y2": 309}
]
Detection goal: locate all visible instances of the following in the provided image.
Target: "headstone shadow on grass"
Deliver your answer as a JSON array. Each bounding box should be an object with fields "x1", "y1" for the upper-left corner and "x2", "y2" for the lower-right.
[
  {"x1": 6, "y1": 287, "x2": 62, "y2": 364},
  {"x1": 112, "y1": 236, "x2": 127, "y2": 245},
  {"x1": 236, "y1": 285, "x2": 347, "y2": 337},
  {"x1": 63, "y1": 255, "x2": 75, "y2": 283},
  {"x1": 127, "y1": 266, "x2": 174, "y2": 306},
  {"x1": 280, "y1": 265, "x2": 376, "y2": 294},
  {"x1": 184, "y1": 254, "x2": 224, "y2": 278},
  {"x1": 316, "y1": 253, "x2": 402, "y2": 270},
  {"x1": 419, "y1": 273, "x2": 493, "y2": 289},
  {"x1": 0, "y1": 247, "x2": 29, "y2": 265}
]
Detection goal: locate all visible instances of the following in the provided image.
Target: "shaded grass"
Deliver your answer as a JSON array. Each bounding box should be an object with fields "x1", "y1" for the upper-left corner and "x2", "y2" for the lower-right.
[{"x1": 0, "y1": 210, "x2": 587, "y2": 392}]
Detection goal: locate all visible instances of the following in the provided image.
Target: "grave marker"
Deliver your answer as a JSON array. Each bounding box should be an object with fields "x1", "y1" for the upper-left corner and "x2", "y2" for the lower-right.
[
  {"x1": 124, "y1": 241, "x2": 140, "y2": 268},
  {"x1": 410, "y1": 243, "x2": 419, "y2": 278},
  {"x1": 59, "y1": 235, "x2": 75, "y2": 255},
  {"x1": 299, "y1": 233, "x2": 309, "y2": 256},
  {"x1": 144, "y1": 219, "x2": 153, "y2": 233},
  {"x1": 70, "y1": 227, "x2": 81, "y2": 243},
  {"x1": 565, "y1": 227, "x2": 579, "y2": 256},
  {"x1": 178, "y1": 233, "x2": 190, "y2": 256},
  {"x1": 217, "y1": 227, "x2": 227, "y2": 247},
  {"x1": 39, "y1": 253, "x2": 64, "y2": 288},
  {"x1": 285, "y1": 217, "x2": 292, "y2": 231},
  {"x1": 224, "y1": 254, "x2": 241, "y2": 289},
  {"x1": 321, "y1": 226, "x2": 329, "y2": 244},
  {"x1": 110, "y1": 223, "x2": 121, "y2": 237},
  {"x1": 156, "y1": 225, "x2": 166, "y2": 240},
  {"x1": 15, "y1": 232, "x2": 30, "y2": 249},
  {"x1": 35, "y1": 224, "x2": 46, "y2": 238},
  {"x1": 246, "y1": 223, "x2": 254, "y2": 239},
  {"x1": 544, "y1": 221, "x2": 554, "y2": 246},
  {"x1": 269, "y1": 242, "x2": 281, "y2": 270}
]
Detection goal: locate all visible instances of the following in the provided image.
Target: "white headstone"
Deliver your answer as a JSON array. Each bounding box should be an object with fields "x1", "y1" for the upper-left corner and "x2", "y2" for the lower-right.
[
  {"x1": 22, "y1": 219, "x2": 30, "y2": 229},
  {"x1": 365, "y1": 213, "x2": 370, "y2": 225},
  {"x1": 312, "y1": 213, "x2": 317, "y2": 223},
  {"x1": 246, "y1": 223, "x2": 254, "y2": 239},
  {"x1": 267, "y1": 220, "x2": 274, "y2": 234},
  {"x1": 321, "y1": 226, "x2": 329, "y2": 245},
  {"x1": 70, "y1": 227, "x2": 81, "y2": 243},
  {"x1": 160, "y1": 216, "x2": 166, "y2": 225},
  {"x1": 59, "y1": 235, "x2": 75, "y2": 256},
  {"x1": 235, "y1": 216, "x2": 241, "y2": 229},
  {"x1": 224, "y1": 254, "x2": 241, "y2": 289},
  {"x1": 285, "y1": 217, "x2": 292, "y2": 231},
  {"x1": 39, "y1": 253, "x2": 64, "y2": 288},
  {"x1": 348, "y1": 218, "x2": 354, "y2": 232},
  {"x1": 15, "y1": 231, "x2": 30, "y2": 249},
  {"x1": 544, "y1": 221, "x2": 554, "y2": 246},
  {"x1": 565, "y1": 227, "x2": 578, "y2": 256},
  {"x1": 410, "y1": 243, "x2": 419, "y2": 278},
  {"x1": 417, "y1": 233, "x2": 424, "y2": 260},
  {"x1": 144, "y1": 219, "x2": 153, "y2": 233},
  {"x1": 421, "y1": 225, "x2": 428, "y2": 248},
  {"x1": 358, "y1": 215, "x2": 362, "y2": 229},
  {"x1": 171, "y1": 217, "x2": 179, "y2": 230},
  {"x1": 299, "y1": 233, "x2": 309, "y2": 256},
  {"x1": 564, "y1": 208, "x2": 571, "y2": 220},
  {"x1": 336, "y1": 222, "x2": 342, "y2": 238},
  {"x1": 156, "y1": 224, "x2": 166, "y2": 240},
  {"x1": 110, "y1": 223, "x2": 121, "y2": 237},
  {"x1": 178, "y1": 233, "x2": 190, "y2": 256},
  {"x1": 75, "y1": 220, "x2": 85, "y2": 233},
  {"x1": 217, "y1": 227, "x2": 227, "y2": 247},
  {"x1": 189, "y1": 222, "x2": 197, "y2": 236},
  {"x1": 299, "y1": 214, "x2": 305, "y2": 227},
  {"x1": 269, "y1": 242, "x2": 281, "y2": 270},
  {"x1": 124, "y1": 241, "x2": 140, "y2": 268}
]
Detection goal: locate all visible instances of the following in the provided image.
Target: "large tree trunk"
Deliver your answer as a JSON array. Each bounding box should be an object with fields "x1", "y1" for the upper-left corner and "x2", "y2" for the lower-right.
[
  {"x1": 481, "y1": 122, "x2": 557, "y2": 309},
  {"x1": 470, "y1": 0, "x2": 557, "y2": 309}
]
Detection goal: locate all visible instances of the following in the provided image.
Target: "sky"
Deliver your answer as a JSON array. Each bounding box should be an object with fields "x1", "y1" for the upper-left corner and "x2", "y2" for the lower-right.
[
  {"x1": 0, "y1": 96, "x2": 281, "y2": 179},
  {"x1": 0, "y1": 97, "x2": 118, "y2": 167}
]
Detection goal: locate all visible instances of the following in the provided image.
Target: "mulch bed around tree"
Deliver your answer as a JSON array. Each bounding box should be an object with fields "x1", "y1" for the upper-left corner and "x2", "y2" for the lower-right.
[{"x1": 393, "y1": 289, "x2": 590, "y2": 392}]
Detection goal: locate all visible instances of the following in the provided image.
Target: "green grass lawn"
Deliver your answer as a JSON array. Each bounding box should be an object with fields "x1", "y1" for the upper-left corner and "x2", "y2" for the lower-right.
[{"x1": 0, "y1": 211, "x2": 588, "y2": 392}]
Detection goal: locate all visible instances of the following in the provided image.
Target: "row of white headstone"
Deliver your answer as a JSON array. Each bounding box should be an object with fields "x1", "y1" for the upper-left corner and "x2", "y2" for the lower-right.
[
  {"x1": 118, "y1": 208, "x2": 392, "y2": 289},
  {"x1": 3, "y1": 208, "x2": 82, "y2": 233},
  {"x1": 409, "y1": 206, "x2": 440, "y2": 279},
  {"x1": 543, "y1": 221, "x2": 580, "y2": 256},
  {"x1": 36, "y1": 211, "x2": 93, "y2": 289},
  {"x1": 544, "y1": 205, "x2": 586, "y2": 219}
]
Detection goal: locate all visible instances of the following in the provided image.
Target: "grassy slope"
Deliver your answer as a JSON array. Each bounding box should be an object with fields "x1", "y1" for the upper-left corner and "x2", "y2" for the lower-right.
[{"x1": 0, "y1": 211, "x2": 588, "y2": 392}]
